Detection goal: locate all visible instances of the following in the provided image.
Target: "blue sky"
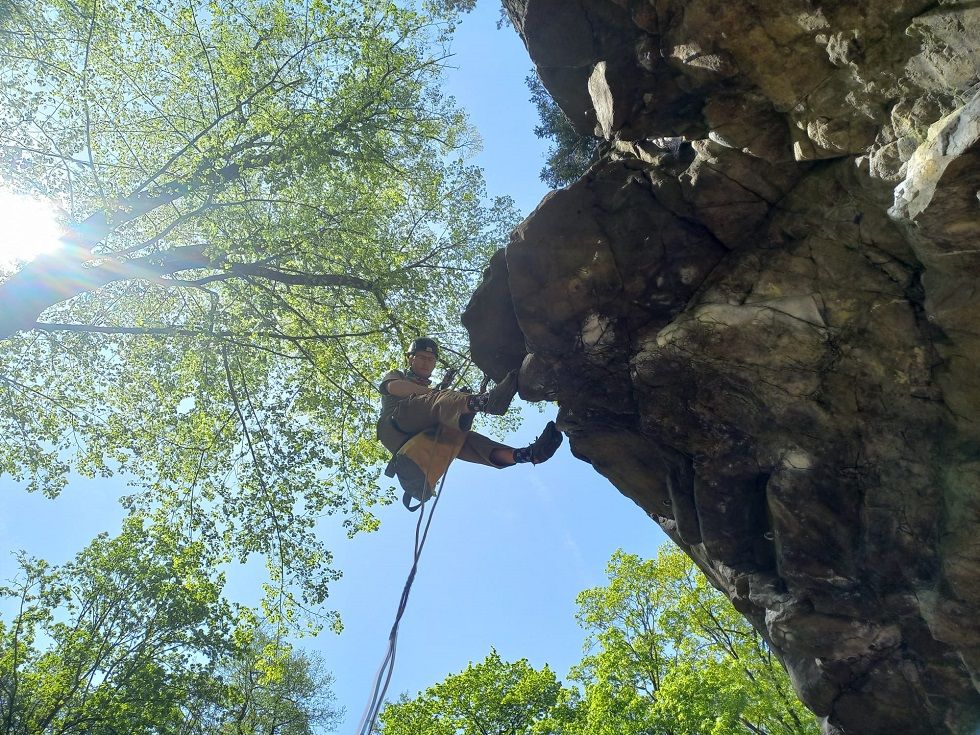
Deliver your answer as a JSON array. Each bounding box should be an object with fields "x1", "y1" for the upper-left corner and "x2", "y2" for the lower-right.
[{"x1": 0, "y1": 1, "x2": 669, "y2": 729}]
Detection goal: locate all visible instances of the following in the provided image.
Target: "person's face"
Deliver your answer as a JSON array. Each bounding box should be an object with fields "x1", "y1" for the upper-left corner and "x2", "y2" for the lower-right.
[{"x1": 408, "y1": 350, "x2": 437, "y2": 379}]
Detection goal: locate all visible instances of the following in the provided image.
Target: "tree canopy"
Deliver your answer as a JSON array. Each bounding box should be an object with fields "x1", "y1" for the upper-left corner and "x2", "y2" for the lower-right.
[
  {"x1": 0, "y1": 0, "x2": 517, "y2": 629},
  {"x1": 525, "y1": 75, "x2": 597, "y2": 189},
  {"x1": 378, "y1": 650, "x2": 567, "y2": 735},
  {"x1": 0, "y1": 516, "x2": 341, "y2": 734},
  {"x1": 566, "y1": 547, "x2": 818, "y2": 735},
  {"x1": 378, "y1": 546, "x2": 819, "y2": 735}
]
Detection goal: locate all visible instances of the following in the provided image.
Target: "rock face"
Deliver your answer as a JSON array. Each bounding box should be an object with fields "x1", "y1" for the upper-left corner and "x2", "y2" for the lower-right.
[{"x1": 463, "y1": 1, "x2": 980, "y2": 733}]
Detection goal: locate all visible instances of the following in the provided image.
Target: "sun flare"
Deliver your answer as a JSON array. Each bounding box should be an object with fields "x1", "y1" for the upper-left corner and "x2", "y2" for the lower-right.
[{"x1": 0, "y1": 189, "x2": 64, "y2": 269}]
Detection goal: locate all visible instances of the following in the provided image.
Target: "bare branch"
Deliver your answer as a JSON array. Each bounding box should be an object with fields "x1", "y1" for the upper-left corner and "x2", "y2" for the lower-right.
[{"x1": 31, "y1": 321, "x2": 387, "y2": 342}]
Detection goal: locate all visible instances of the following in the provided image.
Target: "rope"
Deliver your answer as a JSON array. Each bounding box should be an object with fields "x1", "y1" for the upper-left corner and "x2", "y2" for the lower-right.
[{"x1": 354, "y1": 451, "x2": 451, "y2": 735}]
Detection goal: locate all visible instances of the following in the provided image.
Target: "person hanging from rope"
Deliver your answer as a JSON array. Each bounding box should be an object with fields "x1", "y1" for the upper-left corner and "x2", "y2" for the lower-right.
[{"x1": 377, "y1": 337, "x2": 563, "y2": 470}]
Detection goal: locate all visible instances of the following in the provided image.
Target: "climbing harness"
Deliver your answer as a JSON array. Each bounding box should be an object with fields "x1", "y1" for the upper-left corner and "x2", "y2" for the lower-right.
[{"x1": 354, "y1": 437, "x2": 450, "y2": 735}]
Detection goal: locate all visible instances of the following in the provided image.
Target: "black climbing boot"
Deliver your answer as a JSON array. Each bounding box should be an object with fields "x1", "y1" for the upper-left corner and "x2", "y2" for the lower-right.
[
  {"x1": 527, "y1": 421, "x2": 563, "y2": 464},
  {"x1": 470, "y1": 370, "x2": 519, "y2": 416}
]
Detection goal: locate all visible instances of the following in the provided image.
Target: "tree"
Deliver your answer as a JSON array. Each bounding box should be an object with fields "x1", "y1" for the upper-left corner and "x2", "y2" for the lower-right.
[
  {"x1": 568, "y1": 547, "x2": 819, "y2": 735},
  {"x1": 0, "y1": 517, "x2": 341, "y2": 735},
  {"x1": 0, "y1": 518, "x2": 231, "y2": 735},
  {"x1": 0, "y1": 0, "x2": 518, "y2": 628},
  {"x1": 193, "y1": 628, "x2": 342, "y2": 735},
  {"x1": 526, "y1": 75, "x2": 598, "y2": 189},
  {"x1": 376, "y1": 549, "x2": 818, "y2": 735},
  {"x1": 378, "y1": 649, "x2": 570, "y2": 735}
]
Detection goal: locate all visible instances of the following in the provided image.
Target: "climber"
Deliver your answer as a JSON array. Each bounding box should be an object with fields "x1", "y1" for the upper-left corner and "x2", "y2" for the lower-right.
[{"x1": 377, "y1": 337, "x2": 563, "y2": 469}]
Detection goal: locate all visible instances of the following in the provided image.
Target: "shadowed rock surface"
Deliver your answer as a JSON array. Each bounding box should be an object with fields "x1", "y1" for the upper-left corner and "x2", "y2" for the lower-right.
[{"x1": 463, "y1": 1, "x2": 980, "y2": 733}]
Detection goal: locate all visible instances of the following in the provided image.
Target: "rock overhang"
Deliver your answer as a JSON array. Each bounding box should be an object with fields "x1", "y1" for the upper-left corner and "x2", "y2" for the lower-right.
[{"x1": 466, "y1": 2, "x2": 980, "y2": 733}]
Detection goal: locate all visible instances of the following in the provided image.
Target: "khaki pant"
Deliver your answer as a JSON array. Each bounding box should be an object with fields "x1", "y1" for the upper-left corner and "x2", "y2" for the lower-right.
[{"x1": 377, "y1": 390, "x2": 512, "y2": 467}]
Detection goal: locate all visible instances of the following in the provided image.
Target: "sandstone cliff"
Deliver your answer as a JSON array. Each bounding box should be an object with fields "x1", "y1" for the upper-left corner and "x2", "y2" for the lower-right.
[{"x1": 463, "y1": 1, "x2": 980, "y2": 733}]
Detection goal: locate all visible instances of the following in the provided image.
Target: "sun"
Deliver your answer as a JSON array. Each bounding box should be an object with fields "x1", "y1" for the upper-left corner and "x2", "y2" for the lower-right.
[{"x1": 0, "y1": 189, "x2": 64, "y2": 269}]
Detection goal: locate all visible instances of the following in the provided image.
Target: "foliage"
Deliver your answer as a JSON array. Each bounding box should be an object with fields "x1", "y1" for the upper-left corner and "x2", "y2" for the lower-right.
[
  {"x1": 378, "y1": 649, "x2": 569, "y2": 735},
  {"x1": 0, "y1": 0, "x2": 518, "y2": 629},
  {"x1": 567, "y1": 547, "x2": 819, "y2": 735},
  {"x1": 0, "y1": 517, "x2": 341, "y2": 734},
  {"x1": 203, "y1": 627, "x2": 342, "y2": 735},
  {"x1": 526, "y1": 74, "x2": 597, "y2": 189},
  {"x1": 379, "y1": 547, "x2": 819, "y2": 735}
]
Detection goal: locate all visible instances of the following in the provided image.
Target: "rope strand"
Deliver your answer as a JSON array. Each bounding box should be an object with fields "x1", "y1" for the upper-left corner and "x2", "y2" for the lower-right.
[{"x1": 354, "y1": 450, "x2": 451, "y2": 735}]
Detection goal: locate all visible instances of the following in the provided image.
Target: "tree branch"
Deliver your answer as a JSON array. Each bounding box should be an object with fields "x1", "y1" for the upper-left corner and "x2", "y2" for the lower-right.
[
  {"x1": 0, "y1": 241, "x2": 380, "y2": 339},
  {"x1": 30, "y1": 321, "x2": 386, "y2": 342}
]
